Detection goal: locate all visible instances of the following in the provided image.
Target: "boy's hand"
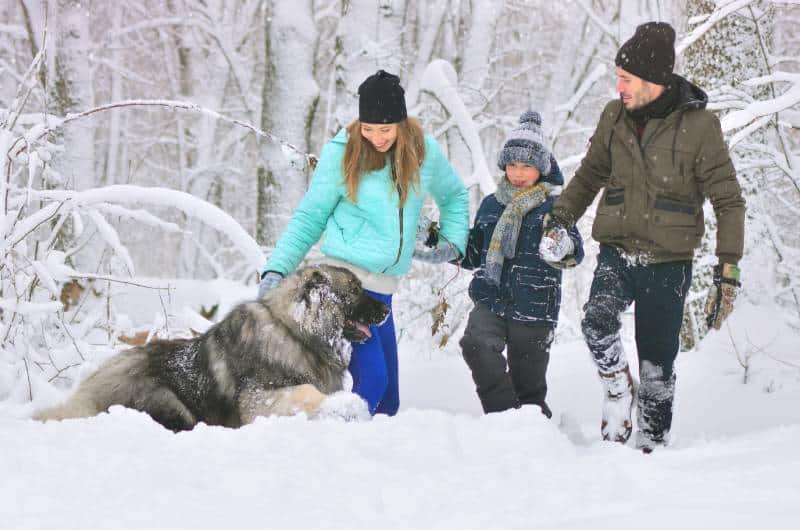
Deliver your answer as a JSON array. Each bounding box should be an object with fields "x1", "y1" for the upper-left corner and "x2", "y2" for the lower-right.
[{"x1": 539, "y1": 214, "x2": 573, "y2": 263}]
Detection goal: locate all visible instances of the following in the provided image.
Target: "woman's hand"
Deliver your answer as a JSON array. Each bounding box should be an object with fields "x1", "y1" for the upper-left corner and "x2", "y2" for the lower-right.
[
  {"x1": 258, "y1": 271, "x2": 284, "y2": 298},
  {"x1": 413, "y1": 241, "x2": 460, "y2": 264}
]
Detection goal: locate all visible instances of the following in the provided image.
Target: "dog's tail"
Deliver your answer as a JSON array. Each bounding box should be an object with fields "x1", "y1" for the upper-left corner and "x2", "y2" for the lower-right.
[
  {"x1": 33, "y1": 348, "x2": 148, "y2": 423},
  {"x1": 33, "y1": 393, "x2": 101, "y2": 422},
  {"x1": 32, "y1": 359, "x2": 127, "y2": 423}
]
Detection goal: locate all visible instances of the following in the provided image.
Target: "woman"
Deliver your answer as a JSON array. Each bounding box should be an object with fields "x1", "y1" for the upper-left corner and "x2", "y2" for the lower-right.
[{"x1": 258, "y1": 70, "x2": 469, "y2": 416}]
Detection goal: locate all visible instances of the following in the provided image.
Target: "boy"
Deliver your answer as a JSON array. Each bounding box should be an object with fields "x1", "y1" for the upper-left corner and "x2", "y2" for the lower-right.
[{"x1": 458, "y1": 111, "x2": 583, "y2": 417}]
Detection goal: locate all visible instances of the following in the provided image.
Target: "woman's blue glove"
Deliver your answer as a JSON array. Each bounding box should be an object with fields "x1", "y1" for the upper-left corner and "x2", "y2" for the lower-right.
[{"x1": 258, "y1": 271, "x2": 283, "y2": 298}]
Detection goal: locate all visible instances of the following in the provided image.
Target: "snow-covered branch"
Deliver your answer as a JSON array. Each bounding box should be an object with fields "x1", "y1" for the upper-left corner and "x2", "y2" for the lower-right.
[
  {"x1": 29, "y1": 185, "x2": 264, "y2": 270},
  {"x1": 574, "y1": 0, "x2": 619, "y2": 46},
  {"x1": 420, "y1": 60, "x2": 495, "y2": 194},
  {"x1": 551, "y1": 64, "x2": 607, "y2": 145},
  {"x1": 720, "y1": 72, "x2": 800, "y2": 132},
  {"x1": 676, "y1": 0, "x2": 758, "y2": 56},
  {"x1": 12, "y1": 99, "x2": 317, "y2": 169}
]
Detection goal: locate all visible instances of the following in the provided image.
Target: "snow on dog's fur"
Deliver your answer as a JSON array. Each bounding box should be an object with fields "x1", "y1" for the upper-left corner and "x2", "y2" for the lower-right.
[{"x1": 34, "y1": 265, "x2": 389, "y2": 431}]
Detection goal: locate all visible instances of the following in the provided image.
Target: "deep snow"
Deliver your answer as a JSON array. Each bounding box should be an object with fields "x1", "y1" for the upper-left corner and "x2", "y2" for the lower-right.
[{"x1": 2, "y1": 284, "x2": 799, "y2": 530}]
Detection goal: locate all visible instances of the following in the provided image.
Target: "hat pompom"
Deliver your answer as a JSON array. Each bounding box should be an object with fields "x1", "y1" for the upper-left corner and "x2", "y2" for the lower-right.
[{"x1": 519, "y1": 110, "x2": 542, "y2": 127}]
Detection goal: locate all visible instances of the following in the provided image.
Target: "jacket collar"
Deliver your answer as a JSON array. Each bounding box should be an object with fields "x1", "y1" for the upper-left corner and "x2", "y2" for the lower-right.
[{"x1": 624, "y1": 74, "x2": 707, "y2": 125}]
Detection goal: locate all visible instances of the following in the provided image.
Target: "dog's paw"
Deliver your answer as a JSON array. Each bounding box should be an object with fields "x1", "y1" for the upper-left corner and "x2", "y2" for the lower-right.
[{"x1": 316, "y1": 391, "x2": 371, "y2": 422}]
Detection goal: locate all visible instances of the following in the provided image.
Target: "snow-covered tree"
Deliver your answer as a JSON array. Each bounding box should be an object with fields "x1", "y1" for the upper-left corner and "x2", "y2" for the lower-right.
[
  {"x1": 681, "y1": 0, "x2": 800, "y2": 348},
  {"x1": 1, "y1": 0, "x2": 798, "y2": 398}
]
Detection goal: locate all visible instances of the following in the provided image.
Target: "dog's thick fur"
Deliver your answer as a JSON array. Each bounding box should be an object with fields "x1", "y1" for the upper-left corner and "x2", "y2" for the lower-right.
[{"x1": 34, "y1": 265, "x2": 389, "y2": 431}]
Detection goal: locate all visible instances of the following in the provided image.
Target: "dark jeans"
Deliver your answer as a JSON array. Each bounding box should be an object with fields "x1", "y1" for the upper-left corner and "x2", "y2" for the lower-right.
[
  {"x1": 460, "y1": 303, "x2": 554, "y2": 415},
  {"x1": 582, "y1": 244, "x2": 692, "y2": 440}
]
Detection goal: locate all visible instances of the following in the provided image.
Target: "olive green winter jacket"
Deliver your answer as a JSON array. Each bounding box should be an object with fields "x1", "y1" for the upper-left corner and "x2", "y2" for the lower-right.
[{"x1": 552, "y1": 75, "x2": 745, "y2": 265}]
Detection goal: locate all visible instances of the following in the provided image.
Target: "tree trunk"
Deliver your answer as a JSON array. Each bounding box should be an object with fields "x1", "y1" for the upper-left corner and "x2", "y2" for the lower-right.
[{"x1": 256, "y1": 0, "x2": 319, "y2": 253}]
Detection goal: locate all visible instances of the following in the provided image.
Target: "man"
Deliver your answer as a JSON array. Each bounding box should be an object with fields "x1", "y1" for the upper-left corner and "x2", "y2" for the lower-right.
[{"x1": 540, "y1": 22, "x2": 745, "y2": 453}]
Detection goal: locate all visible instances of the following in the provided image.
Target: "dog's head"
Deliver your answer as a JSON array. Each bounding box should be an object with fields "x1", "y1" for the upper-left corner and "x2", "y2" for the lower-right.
[{"x1": 284, "y1": 265, "x2": 389, "y2": 345}]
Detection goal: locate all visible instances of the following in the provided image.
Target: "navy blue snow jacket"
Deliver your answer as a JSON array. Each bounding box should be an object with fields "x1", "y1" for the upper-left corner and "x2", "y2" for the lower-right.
[{"x1": 461, "y1": 156, "x2": 584, "y2": 324}]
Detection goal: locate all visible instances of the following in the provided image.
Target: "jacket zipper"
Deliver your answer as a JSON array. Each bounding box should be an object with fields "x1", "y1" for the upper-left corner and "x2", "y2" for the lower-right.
[{"x1": 383, "y1": 155, "x2": 404, "y2": 273}]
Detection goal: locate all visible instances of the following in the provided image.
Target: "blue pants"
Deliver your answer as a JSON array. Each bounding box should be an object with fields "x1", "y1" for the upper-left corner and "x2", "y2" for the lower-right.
[{"x1": 348, "y1": 290, "x2": 399, "y2": 416}]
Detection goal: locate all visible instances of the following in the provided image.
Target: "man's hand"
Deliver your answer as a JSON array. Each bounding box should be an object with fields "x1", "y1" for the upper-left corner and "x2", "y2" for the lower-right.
[
  {"x1": 539, "y1": 213, "x2": 574, "y2": 264},
  {"x1": 704, "y1": 263, "x2": 741, "y2": 330}
]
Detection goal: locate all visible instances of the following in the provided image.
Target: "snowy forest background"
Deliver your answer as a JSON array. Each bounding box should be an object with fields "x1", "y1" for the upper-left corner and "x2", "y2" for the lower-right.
[{"x1": 1, "y1": 0, "x2": 799, "y2": 402}]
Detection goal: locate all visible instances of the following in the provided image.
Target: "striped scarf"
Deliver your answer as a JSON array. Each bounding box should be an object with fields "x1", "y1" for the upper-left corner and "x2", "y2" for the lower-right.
[{"x1": 484, "y1": 179, "x2": 549, "y2": 285}]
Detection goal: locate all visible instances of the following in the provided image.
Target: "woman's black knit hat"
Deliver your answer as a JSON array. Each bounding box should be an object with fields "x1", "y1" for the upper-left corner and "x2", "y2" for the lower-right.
[
  {"x1": 615, "y1": 22, "x2": 676, "y2": 85},
  {"x1": 358, "y1": 70, "x2": 407, "y2": 124}
]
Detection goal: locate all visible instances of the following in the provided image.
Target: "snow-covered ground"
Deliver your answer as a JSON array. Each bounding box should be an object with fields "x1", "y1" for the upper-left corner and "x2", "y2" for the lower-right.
[{"x1": 2, "y1": 283, "x2": 799, "y2": 530}]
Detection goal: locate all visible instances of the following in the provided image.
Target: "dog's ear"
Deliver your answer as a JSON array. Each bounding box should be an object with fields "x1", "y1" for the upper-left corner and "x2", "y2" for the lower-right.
[
  {"x1": 301, "y1": 268, "x2": 329, "y2": 304},
  {"x1": 306, "y1": 269, "x2": 328, "y2": 289}
]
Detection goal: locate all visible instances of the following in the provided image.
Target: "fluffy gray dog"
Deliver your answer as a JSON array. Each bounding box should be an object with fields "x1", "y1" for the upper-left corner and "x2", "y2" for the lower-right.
[{"x1": 35, "y1": 265, "x2": 389, "y2": 431}]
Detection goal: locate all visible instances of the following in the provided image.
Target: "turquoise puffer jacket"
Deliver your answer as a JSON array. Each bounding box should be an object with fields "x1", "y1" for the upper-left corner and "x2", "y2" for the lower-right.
[{"x1": 263, "y1": 128, "x2": 469, "y2": 277}]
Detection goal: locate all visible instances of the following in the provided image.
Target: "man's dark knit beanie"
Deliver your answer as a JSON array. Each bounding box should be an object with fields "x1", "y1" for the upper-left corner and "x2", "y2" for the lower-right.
[{"x1": 615, "y1": 22, "x2": 676, "y2": 85}]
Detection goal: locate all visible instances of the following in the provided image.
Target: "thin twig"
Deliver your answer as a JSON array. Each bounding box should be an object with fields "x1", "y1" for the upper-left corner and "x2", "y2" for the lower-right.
[
  {"x1": 57, "y1": 312, "x2": 85, "y2": 361},
  {"x1": 47, "y1": 362, "x2": 82, "y2": 383},
  {"x1": 23, "y1": 357, "x2": 33, "y2": 401}
]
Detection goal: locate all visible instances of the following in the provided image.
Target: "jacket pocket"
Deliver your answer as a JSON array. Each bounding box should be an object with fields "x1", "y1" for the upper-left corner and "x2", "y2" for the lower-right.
[
  {"x1": 336, "y1": 215, "x2": 367, "y2": 244},
  {"x1": 510, "y1": 270, "x2": 559, "y2": 322},
  {"x1": 604, "y1": 188, "x2": 625, "y2": 206},
  {"x1": 650, "y1": 193, "x2": 701, "y2": 253},
  {"x1": 593, "y1": 187, "x2": 625, "y2": 240},
  {"x1": 652, "y1": 194, "x2": 696, "y2": 227}
]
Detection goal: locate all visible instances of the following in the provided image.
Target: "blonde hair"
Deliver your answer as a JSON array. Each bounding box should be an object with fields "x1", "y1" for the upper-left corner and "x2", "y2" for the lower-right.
[{"x1": 343, "y1": 118, "x2": 425, "y2": 206}]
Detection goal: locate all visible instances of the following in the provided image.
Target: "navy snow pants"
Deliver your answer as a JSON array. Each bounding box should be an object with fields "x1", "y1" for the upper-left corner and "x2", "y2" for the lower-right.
[
  {"x1": 460, "y1": 303, "x2": 554, "y2": 417},
  {"x1": 348, "y1": 290, "x2": 399, "y2": 416}
]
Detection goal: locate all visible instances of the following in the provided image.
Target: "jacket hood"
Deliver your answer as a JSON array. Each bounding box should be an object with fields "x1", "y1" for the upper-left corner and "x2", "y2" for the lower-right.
[
  {"x1": 672, "y1": 74, "x2": 708, "y2": 111},
  {"x1": 331, "y1": 128, "x2": 349, "y2": 145},
  {"x1": 540, "y1": 154, "x2": 564, "y2": 186}
]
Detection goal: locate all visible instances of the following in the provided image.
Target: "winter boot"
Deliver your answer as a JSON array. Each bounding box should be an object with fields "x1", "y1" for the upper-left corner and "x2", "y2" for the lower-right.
[
  {"x1": 635, "y1": 431, "x2": 664, "y2": 454},
  {"x1": 536, "y1": 401, "x2": 552, "y2": 419},
  {"x1": 598, "y1": 366, "x2": 635, "y2": 443},
  {"x1": 634, "y1": 361, "x2": 676, "y2": 453}
]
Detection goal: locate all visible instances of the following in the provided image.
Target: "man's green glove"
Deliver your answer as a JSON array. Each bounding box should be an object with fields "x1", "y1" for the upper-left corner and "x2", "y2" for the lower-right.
[{"x1": 704, "y1": 263, "x2": 741, "y2": 330}]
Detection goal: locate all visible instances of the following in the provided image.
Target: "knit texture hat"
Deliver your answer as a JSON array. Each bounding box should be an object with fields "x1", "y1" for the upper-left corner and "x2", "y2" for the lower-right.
[
  {"x1": 497, "y1": 110, "x2": 551, "y2": 176},
  {"x1": 358, "y1": 70, "x2": 407, "y2": 124},
  {"x1": 615, "y1": 22, "x2": 676, "y2": 85}
]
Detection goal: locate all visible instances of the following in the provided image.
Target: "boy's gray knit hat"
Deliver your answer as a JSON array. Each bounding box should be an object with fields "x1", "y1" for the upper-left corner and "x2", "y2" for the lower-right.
[{"x1": 497, "y1": 110, "x2": 551, "y2": 175}]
